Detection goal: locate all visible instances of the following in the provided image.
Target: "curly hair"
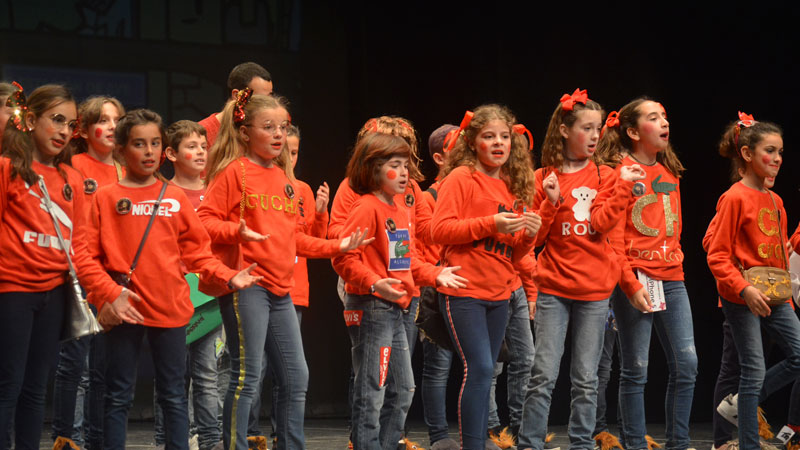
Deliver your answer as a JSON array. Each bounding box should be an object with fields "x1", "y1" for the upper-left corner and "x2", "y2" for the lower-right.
[
  {"x1": 356, "y1": 115, "x2": 423, "y2": 182},
  {"x1": 595, "y1": 97, "x2": 685, "y2": 177},
  {"x1": 441, "y1": 104, "x2": 535, "y2": 205}
]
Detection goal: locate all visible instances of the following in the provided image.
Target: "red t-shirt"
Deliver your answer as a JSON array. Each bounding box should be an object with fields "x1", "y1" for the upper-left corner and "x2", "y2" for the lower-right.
[
  {"x1": 73, "y1": 181, "x2": 237, "y2": 327},
  {"x1": 197, "y1": 157, "x2": 341, "y2": 297},
  {"x1": 291, "y1": 179, "x2": 329, "y2": 307},
  {"x1": 707, "y1": 182, "x2": 790, "y2": 305},
  {"x1": 332, "y1": 193, "x2": 441, "y2": 309},
  {"x1": 430, "y1": 166, "x2": 541, "y2": 301},
  {"x1": 533, "y1": 164, "x2": 636, "y2": 301},
  {"x1": 0, "y1": 158, "x2": 86, "y2": 293}
]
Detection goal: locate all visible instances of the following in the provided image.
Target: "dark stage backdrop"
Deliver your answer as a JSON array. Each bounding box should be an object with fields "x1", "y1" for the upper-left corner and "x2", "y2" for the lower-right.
[{"x1": 2, "y1": 0, "x2": 799, "y2": 426}]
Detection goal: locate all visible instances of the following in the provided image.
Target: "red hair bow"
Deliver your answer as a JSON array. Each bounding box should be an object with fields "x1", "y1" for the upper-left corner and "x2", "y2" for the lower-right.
[
  {"x1": 6, "y1": 81, "x2": 28, "y2": 132},
  {"x1": 559, "y1": 88, "x2": 589, "y2": 111},
  {"x1": 445, "y1": 110, "x2": 473, "y2": 152},
  {"x1": 512, "y1": 124, "x2": 534, "y2": 150},
  {"x1": 605, "y1": 111, "x2": 620, "y2": 128},
  {"x1": 443, "y1": 128, "x2": 459, "y2": 153},
  {"x1": 233, "y1": 88, "x2": 253, "y2": 126},
  {"x1": 737, "y1": 111, "x2": 755, "y2": 128}
]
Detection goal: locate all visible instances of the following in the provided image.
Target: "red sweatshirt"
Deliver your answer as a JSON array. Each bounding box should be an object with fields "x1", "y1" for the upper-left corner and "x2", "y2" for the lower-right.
[
  {"x1": 430, "y1": 166, "x2": 543, "y2": 301},
  {"x1": 198, "y1": 113, "x2": 221, "y2": 148},
  {"x1": 332, "y1": 193, "x2": 442, "y2": 309},
  {"x1": 197, "y1": 157, "x2": 341, "y2": 297},
  {"x1": 609, "y1": 156, "x2": 685, "y2": 289},
  {"x1": 71, "y1": 153, "x2": 123, "y2": 201},
  {"x1": 73, "y1": 181, "x2": 237, "y2": 327},
  {"x1": 291, "y1": 179, "x2": 329, "y2": 307},
  {"x1": 791, "y1": 221, "x2": 800, "y2": 253},
  {"x1": 707, "y1": 182, "x2": 790, "y2": 305},
  {"x1": 533, "y1": 164, "x2": 636, "y2": 301},
  {"x1": 0, "y1": 158, "x2": 86, "y2": 293}
]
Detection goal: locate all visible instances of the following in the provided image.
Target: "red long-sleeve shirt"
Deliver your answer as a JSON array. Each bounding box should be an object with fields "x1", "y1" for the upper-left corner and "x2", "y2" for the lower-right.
[
  {"x1": 0, "y1": 158, "x2": 86, "y2": 293},
  {"x1": 71, "y1": 153, "x2": 123, "y2": 202},
  {"x1": 197, "y1": 157, "x2": 341, "y2": 297},
  {"x1": 332, "y1": 193, "x2": 441, "y2": 309},
  {"x1": 533, "y1": 164, "x2": 636, "y2": 301},
  {"x1": 707, "y1": 182, "x2": 790, "y2": 305},
  {"x1": 431, "y1": 166, "x2": 541, "y2": 301},
  {"x1": 291, "y1": 179, "x2": 329, "y2": 307},
  {"x1": 198, "y1": 113, "x2": 221, "y2": 148},
  {"x1": 73, "y1": 181, "x2": 237, "y2": 327}
]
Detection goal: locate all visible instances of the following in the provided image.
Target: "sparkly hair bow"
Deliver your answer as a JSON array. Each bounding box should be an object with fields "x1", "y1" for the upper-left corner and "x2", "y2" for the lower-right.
[
  {"x1": 233, "y1": 88, "x2": 253, "y2": 126},
  {"x1": 559, "y1": 88, "x2": 589, "y2": 111},
  {"x1": 445, "y1": 110, "x2": 474, "y2": 152},
  {"x1": 512, "y1": 124, "x2": 534, "y2": 150},
  {"x1": 6, "y1": 81, "x2": 28, "y2": 132}
]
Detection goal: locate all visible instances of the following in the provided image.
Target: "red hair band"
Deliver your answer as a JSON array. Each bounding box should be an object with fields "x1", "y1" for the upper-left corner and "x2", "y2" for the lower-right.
[
  {"x1": 233, "y1": 88, "x2": 253, "y2": 126},
  {"x1": 512, "y1": 124, "x2": 534, "y2": 150},
  {"x1": 599, "y1": 111, "x2": 619, "y2": 139},
  {"x1": 363, "y1": 118, "x2": 378, "y2": 133},
  {"x1": 559, "y1": 88, "x2": 589, "y2": 111},
  {"x1": 445, "y1": 110, "x2": 474, "y2": 152},
  {"x1": 6, "y1": 81, "x2": 28, "y2": 132},
  {"x1": 443, "y1": 129, "x2": 459, "y2": 153}
]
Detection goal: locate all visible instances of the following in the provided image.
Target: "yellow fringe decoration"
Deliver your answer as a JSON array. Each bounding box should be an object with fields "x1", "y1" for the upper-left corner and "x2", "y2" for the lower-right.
[
  {"x1": 488, "y1": 427, "x2": 516, "y2": 449},
  {"x1": 787, "y1": 438, "x2": 800, "y2": 450},
  {"x1": 52, "y1": 437, "x2": 80, "y2": 450},
  {"x1": 646, "y1": 435, "x2": 662, "y2": 449},
  {"x1": 246, "y1": 435, "x2": 267, "y2": 450},
  {"x1": 402, "y1": 437, "x2": 426, "y2": 450},
  {"x1": 546, "y1": 432, "x2": 556, "y2": 443},
  {"x1": 758, "y1": 407, "x2": 775, "y2": 440},
  {"x1": 594, "y1": 431, "x2": 623, "y2": 450}
]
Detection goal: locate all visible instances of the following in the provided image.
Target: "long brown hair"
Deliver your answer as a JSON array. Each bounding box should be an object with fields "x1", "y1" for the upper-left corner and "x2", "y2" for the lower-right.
[
  {"x1": 441, "y1": 104, "x2": 535, "y2": 205},
  {"x1": 114, "y1": 109, "x2": 169, "y2": 182},
  {"x1": 70, "y1": 96, "x2": 125, "y2": 156},
  {"x1": 540, "y1": 99, "x2": 604, "y2": 169},
  {"x1": 718, "y1": 119, "x2": 782, "y2": 183},
  {"x1": 595, "y1": 97, "x2": 685, "y2": 177},
  {"x1": 346, "y1": 133, "x2": 411, "y2": 195},
  {"x1": 205, "y1": 94, "x2": 294, "y2": 184},
  {"x1": 356, "y1": 116, "x2": 423, "y2": 182},
  {"x1": 1, "y1": 84, "x2": 75, "y2": 184}
]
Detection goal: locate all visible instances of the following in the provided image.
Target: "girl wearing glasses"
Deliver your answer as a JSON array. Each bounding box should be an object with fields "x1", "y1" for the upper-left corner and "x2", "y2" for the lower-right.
[{"x1": 0, "y1": 84, "x2": 85, "y2": 449}]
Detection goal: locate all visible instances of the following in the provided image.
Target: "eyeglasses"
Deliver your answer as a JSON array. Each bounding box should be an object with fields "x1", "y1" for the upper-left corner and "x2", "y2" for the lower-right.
[
  {"x1": 247, "y1": 120, "x2": 290, "y2": 136},
  {"x1": 47, "y1": 113, "x2": 78, "y2": 133}
]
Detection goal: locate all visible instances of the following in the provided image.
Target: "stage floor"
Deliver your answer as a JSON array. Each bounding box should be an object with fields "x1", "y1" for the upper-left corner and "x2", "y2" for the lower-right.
[{"x1": 38, "y1": 420, "x2": 720, "y2": 449}]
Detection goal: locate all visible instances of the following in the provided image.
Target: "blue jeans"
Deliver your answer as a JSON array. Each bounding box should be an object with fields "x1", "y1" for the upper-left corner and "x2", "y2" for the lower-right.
[
  {"x1": 245, "y1": 306, "x2": 304, "y2": 438},
  {"x1": 155, "y1": 326, "x2": 222, "y2": 450},
  {"x1": 442, "y1": 295, "x2": 508, "y2": 450},
  {"x1": 104, "y1": 323, "x2": 188, "y2": 450},
  {"x1": 712, "y1": 319, "x2": 738, "y2": 447},
  {"x1": 345, "y1": 294, "x2": 415, "y2": 450},
  {"x1": 613, "y1": 281, "x2": 697, "y2": 450},
  {"x1": 518, "y1": 294, "x2": 608, "y2": 450},
  {"x1": 422, "y1": 338, "x2": 454, "y2": 444},
  {"x1": 0, "y1": 286, "x2": 66, "y2": 450},
  {"x1": 219, "y1": 286, "x2": 308, "y2": 450},
  {"x1": 52, "y1": 322, "x2": 106, "y2": 450},
  {"x1": 595, "y1": 303, "x2": 618, "y2": 436},
  {"x1": 489, "y1": 287, "x2": 534, "y2": 433},
  {"x1": 722, "y1": 299, "x2": 800, "y2": 450}
]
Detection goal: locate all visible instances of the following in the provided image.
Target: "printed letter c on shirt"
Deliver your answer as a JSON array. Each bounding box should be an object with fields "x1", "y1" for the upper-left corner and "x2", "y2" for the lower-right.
[
  {"x1": 343, "y1": 310, "x2": 363, "y2": 326},
  {"x1": 758, "y1": 207, "x2": 779, "y2": 237}
]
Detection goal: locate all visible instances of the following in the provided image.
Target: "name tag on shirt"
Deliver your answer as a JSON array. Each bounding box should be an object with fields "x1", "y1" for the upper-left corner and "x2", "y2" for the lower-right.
[
  {"x1": 637, "y1": 270, "x2": 666, "y2": 313},
  {"x1": 387, "y1": 229, "x2": 411, "y2": 271}
]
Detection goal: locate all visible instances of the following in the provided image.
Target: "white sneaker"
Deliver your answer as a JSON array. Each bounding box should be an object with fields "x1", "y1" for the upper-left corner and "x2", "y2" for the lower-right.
[
  {"x1": 718, "y1": 393, "x2": 739, "y2": 426},
  {"x1": 189, "y1": 434, "x2": 199, "y2": 450}
]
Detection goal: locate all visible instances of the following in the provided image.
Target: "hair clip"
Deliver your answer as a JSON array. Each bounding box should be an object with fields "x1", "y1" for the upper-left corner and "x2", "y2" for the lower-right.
[
  {"x1": 605, "y1": 111, "x2": 620, "y2": 128},
  {"x1": 737, "y1": 111, "x2": 755, "y2": 128},
  {"x1": 233, "y1": 88, "x2": 253, "y2": 126},
  {"x1": 6, "y1": 81, "x2": 29, "y2": 132},
  {"x1": 559, "y1": 88, "x2": 589, "y2": 111},
  {"x1": 72, "y1": 116, "x2": 82, "y2": 140},
  {"x1": 512, "y1": 124, "x2": 534, "y2": 150},
  {"x1": 446, "y1": 110, "x2": 473, "y2": 152}
]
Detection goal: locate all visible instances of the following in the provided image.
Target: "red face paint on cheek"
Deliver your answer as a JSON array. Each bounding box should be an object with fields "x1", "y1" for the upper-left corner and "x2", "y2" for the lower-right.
[
  {"x1": 94, "y1": 128, "x2": 102, "y2": 138},
  {"x1": 386, "y1": 169, "x2": 397, "y2": 180},
  {"x1": 761, "y1": 155, "x2": 772, "y2": 165},
  {"x1": 184, "y1": 152, "x2": 193, "y2": 160},
  {"x1": 479, "y1": 142, "x2": 489, "y2": 152}
]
